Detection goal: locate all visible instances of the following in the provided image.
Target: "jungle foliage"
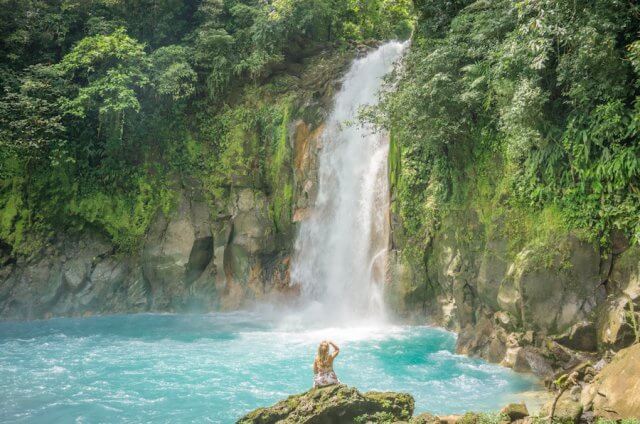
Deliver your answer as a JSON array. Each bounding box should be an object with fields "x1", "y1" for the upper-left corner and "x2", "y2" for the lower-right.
[
  {"x1": 0, "y1": 0, "x2": 413, "y2": 253},
  {"x1": 381, "y1": 0, "x2": 640, "y2": 253}
]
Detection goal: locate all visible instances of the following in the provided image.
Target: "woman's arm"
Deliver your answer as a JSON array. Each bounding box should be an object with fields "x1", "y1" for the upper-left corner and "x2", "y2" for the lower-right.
[{"x1": 329, "y1": 341, "x2": 340, "y2": 359}]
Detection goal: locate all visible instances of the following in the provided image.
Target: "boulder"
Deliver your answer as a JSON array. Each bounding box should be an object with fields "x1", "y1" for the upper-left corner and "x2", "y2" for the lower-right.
[
  {"x1": 500, "y1": 403, "x2": 529, "y2": 421},
  {"x1": 596, "y1": 296, "x2": 637, "y2": 350},
  {"x1": 596, "y1": 246, "x2": 640, "y2": 351},
  {"x1": 512, "y1": 347, "x2": 553, "y2": 378},
  {"x1": 237, "y1": 385, "x2": 414, "y2": 424},
  {"x1": 609, "y1": 245, "x2": 640, "y2": 299},
  {"x1": 541, "y1": 391, "x2": 582, "y2": 424},
  {"x1": 581, "y1": 343, "x2": 640, "y2": 420},
  {"x1": 554, "y1": 321, "x2": 598, "y2": 352}
]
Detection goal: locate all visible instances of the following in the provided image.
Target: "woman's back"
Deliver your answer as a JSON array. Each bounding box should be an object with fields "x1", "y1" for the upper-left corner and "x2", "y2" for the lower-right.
[{"x1": 313, "y1": 340, "x2": 340, "y2": 388}]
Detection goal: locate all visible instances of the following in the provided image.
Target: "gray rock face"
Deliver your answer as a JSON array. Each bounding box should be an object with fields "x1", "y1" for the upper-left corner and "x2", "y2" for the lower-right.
[
  {"x1": 0, "y1": 233, "x2": 141, "y2": 319},
  {"x1": 497, "y1": 236, "x2": 602, "y2": 334},
  {"x1": 389, "y1": 204, "x2": 640, "y2": 375},
  {"x1": 142, "y1": 191, "x2": 207, "y2": 310},
  {"x1": 0, "y1": 182, "x2": 299, "y2": 319}
]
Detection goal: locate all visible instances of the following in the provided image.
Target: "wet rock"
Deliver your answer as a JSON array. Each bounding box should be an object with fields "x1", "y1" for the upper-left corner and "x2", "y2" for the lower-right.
[
  {"x1": 456, "y1": 315, "x2": 506, "y2": 362},
  {"x1": 502, "y1": 346, "x2": 521, "y2": 368},
  {"x1": 237, "y1": 385, "x2": 414, "y2": 424},
  {"x1": 293, "y1": 121, "x2": 322, "y2": 212}
]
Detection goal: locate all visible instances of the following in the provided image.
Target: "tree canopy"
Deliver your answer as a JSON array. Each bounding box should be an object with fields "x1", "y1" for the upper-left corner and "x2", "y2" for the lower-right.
[
  {"x1": 0, "y1": 0, "x2": 413, "y2": 253},
  {"x1": 381, "y1": 0, "x2": 640, "y2": 252}
]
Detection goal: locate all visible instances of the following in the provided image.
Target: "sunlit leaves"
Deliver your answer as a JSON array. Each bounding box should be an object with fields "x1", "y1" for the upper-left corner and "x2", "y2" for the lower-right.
[
  {"x1": 382, "y1": 0, "x2": 640, "y2": 246},
  {"x1": 58, "y1": 28, "x2": 149, "y2": 118},
  {"x1": 150, "y1": 45, "x2": 196, "y2": 101}
]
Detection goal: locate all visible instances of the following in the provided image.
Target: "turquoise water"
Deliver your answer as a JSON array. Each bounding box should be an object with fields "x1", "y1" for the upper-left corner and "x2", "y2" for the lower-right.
[{"x1": 0, "y1": 313, "x2": 540, "y2": 423}]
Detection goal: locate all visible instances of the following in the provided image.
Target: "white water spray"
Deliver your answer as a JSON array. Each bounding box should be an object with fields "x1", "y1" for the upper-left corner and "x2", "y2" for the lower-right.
[{"x1": 290, "y1": 41, "x2": 408, "y2": 325}]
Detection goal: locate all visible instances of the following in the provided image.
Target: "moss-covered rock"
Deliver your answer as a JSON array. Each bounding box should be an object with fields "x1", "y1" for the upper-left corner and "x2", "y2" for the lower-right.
[
  {"x1": 237, "y1": 385, "x2": 414, "y2": 424},
  {"x1": 499, "y1": 402, "x2": 528, "y2": 421}
]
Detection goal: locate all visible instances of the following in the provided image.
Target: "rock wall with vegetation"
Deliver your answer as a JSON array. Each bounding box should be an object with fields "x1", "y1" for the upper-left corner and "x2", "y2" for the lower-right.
[
  {"x1": 0, "y1": 0, "x2": 413, "y2": 320},
  {"x1": 382, "y1": 0, "x2": 640, "y2": 378}
]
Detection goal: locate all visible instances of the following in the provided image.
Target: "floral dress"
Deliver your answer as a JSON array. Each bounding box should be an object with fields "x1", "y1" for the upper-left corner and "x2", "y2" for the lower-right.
[{"x1": 313, "y1": 358, "x2": 340, "y2": 388}]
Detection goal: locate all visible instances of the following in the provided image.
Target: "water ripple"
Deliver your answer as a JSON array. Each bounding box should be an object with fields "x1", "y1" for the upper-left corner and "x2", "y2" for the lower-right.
[{"x1": 0, "y1": 313, "x2": 540, "y2": 423}]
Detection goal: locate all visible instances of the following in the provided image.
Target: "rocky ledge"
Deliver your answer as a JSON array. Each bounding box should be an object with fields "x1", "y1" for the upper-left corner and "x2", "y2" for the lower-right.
[
  {"x1": 237, "y1": 385, "x2": 539, "y2": 424},
  {"x1": 237, "y1": 385, "x2": 414, "y2": 424}
]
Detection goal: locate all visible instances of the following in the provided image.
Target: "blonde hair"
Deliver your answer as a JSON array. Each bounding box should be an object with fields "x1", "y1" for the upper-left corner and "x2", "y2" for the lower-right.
[{"x1": 317, "y1": 341, "x2": 329, "y2": 363}]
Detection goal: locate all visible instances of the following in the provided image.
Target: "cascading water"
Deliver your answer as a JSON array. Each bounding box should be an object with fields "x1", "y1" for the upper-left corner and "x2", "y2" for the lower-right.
[{"x1": 290, "y1": 41, "x2": 408, "y2": 324}]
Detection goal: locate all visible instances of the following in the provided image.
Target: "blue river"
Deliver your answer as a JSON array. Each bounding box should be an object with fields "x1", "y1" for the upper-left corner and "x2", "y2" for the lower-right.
[{"x1": 0, "y1": 312, "x2": 540, "y2": 423}]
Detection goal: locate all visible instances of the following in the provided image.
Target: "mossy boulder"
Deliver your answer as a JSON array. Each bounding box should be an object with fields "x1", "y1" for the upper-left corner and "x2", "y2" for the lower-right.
[
  {"x1": 237, "y1": 385, "x2": 414, "y2": 424},
  {"x1": 499, "y1": 402, "x2": 529, "y2": 421}
]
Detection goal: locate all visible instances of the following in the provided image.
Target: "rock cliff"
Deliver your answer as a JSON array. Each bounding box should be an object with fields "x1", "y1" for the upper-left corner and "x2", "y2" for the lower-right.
[
  {"x1": 0, "y1": 47, "x2": 356, "y2": 320},
  {"x1": 388, "y1": 199, "x2": 640, "y2": 380}
]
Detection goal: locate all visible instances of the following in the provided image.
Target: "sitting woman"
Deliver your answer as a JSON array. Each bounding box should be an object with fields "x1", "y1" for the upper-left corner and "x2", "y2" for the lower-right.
[{"x1": 313, "y1": 340, "x2": 340, "y2": 388}]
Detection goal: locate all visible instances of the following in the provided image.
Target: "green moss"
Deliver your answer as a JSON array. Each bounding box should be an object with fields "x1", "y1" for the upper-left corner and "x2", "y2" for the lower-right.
[
  {"x1": 266, "y1": 99, "x2": 294, "y2": 234},
  {"x1": 442, "y1": 132, "x2": 573, "y2": 263},
  {"x1": 354, "y1": 411, "x2": 396, "y2": 423},
  {"x1": 69, "y1": 176, "x2": 174, "y2": 252},
  {"x1": 268, "y1": 101, "x2": 291, "y2": 184},
  {"x1": 0, "y1": 182, "x2": 23, "y2": 248}
]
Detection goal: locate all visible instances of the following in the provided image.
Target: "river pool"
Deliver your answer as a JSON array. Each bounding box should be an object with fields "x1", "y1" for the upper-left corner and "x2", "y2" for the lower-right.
[{"x1": 0, "y1": 312, "x2": 541, "y2": 423}]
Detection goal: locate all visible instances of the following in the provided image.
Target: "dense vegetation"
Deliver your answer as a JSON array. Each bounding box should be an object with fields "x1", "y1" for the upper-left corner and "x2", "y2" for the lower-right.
[
  {"x1": 2, "y1": 0, "x2": 639, "y2": 260},
  {"x1": 381, "y1": 0, "x2": 640, "y2": 257},
  {"x1": 0, "y1": 0, "x2": 412, "y2": 254}
]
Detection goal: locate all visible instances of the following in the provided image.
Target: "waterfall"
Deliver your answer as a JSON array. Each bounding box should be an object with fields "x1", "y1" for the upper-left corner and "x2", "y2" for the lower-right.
[{"x1": 290, "y1": 41, "x2": 408, "y2": 325}]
